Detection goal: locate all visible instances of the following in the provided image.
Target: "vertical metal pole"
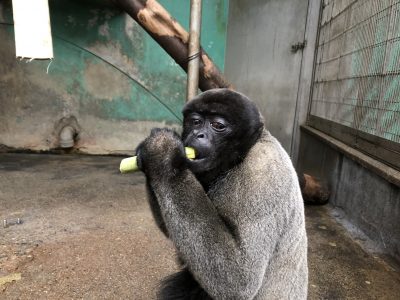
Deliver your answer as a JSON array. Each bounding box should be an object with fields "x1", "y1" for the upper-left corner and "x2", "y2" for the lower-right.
[{"x1": 186, "y1": 0, "x2": 202, "y2": 102}]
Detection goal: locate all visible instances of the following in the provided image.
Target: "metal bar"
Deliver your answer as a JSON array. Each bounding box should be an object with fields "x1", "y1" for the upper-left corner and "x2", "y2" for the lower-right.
[
  {"x1": 310, "y1": 0, "x2": 400, "y2": 152},
  {"x1": 301, "y1": 124, "x2": 400, "y2": 187},
  {"x1": 308, "y1": 115, "x2": 400, "y2": 171},
  {"x1": 186, "y1": 0, "x2": 202, "y2": 101}
]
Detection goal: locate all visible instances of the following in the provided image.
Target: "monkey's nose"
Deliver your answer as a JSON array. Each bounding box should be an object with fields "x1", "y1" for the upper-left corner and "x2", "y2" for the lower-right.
[{"x1": 197, "y1": 133, "x2": 205, "y2": 139}]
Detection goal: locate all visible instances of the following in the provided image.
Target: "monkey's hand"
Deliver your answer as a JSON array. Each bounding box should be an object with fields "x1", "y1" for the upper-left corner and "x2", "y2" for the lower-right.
[{"x1": 136, "y1": 128, "x2": 187, "y2": 177}]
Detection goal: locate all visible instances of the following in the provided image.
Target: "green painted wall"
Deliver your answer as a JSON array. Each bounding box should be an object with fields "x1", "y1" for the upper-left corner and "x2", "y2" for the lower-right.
[{"x1": 0, "y1": 0, "x2": 228, "y2": 153}]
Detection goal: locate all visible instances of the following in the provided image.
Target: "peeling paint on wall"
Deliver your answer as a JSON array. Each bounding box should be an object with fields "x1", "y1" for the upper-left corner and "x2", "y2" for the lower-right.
[
  {"x1": 0, "y1": 0, "x2": 228, "y2": 154},
  {"x1": 84, "y1": 61, "x2": 131, "y2": 101}
]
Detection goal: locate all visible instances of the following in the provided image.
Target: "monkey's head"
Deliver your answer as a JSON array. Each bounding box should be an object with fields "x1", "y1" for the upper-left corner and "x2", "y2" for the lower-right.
[{"x1": 182, "y1": 88, "x2": 264, "y2": 184}]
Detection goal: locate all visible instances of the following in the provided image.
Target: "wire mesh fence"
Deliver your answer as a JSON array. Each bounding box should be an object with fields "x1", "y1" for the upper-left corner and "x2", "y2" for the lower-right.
[{"x1": 310, "y1": 0, "x2": 400, "y2": 146}]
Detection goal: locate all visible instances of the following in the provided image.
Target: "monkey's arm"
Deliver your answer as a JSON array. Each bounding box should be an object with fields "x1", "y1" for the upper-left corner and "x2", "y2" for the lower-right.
[{"x1": 145, "y1": 181, "x2": 169, "y2": 237}]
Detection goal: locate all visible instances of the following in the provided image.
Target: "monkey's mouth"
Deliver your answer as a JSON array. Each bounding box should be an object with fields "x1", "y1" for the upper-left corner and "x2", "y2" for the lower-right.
[
  {"x1": 184, "y1": 145, "x2": 213, "y2": 171},
  {"x1": 187, "y1": 158, "x2": 212, "y2": 174},
  {"x1": 192, "y1": 151, "x2": 205, "y2": 160},
  {"x1": 186, "y1": 150, "x2": 215, "y2": 173},
  {"x1": 189, "y1": 154, "x2": 207, "y2": 165},
  {"x1": 191, "y1": 157, "x2": 206, "y2": 162},
  {"x1": 184, "y1": 145, "x2": 203, "y2": 160}
]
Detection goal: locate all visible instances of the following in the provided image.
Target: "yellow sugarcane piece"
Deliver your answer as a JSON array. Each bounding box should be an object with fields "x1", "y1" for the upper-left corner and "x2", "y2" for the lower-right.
[
  {"x1": 120, "y1": 156, "x2": 138, "y2": 173},
  {"x1": 120, "y1": 147, "x2": 196, "y2": 173},
  {"x1": 185, "y1": 146, "x2": 196, "y2": 159}
]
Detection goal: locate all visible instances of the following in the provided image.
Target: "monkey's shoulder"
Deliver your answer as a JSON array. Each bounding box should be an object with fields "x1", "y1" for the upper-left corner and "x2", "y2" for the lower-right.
[
  {"x1": 240, "y1": 130, "x2": 298, "y2": 186},
  {"x1": 209, "y1": 131, "x2": 301, "y2": 215}
]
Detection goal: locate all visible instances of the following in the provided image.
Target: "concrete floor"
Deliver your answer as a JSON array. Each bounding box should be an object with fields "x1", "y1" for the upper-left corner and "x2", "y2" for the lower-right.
[{"x1": 0, "y1": 153, "x2": 399, "y2": 299}]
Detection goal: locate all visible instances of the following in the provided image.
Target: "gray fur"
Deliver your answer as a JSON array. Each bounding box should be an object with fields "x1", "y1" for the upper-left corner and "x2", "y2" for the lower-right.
[{"x1": 146, "y1": 129, "x2": 308, "y2": 299}]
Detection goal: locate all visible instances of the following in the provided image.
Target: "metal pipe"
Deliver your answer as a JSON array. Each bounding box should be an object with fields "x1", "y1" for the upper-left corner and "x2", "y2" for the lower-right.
[
  {"x1": 59, "y1": 125, "x2": 76, "y2": 148},
  {"x1": 186, "y1": 0, "x2": 202, "y2": 101}
]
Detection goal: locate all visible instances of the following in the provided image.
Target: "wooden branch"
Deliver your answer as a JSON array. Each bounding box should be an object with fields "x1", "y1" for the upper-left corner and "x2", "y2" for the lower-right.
[{"x1": 111, "y1": 0, "x2": 232, "y2": 91}]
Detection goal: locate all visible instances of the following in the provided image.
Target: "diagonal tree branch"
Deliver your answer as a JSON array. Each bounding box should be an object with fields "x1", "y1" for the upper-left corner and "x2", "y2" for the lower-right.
[{"x1": 111, "y1": 0, "x2": 232, "y2": 91}]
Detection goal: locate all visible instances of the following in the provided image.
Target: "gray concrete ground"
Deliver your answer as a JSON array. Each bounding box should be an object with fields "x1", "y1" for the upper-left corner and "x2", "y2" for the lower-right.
[{"x1": 0, "y1": 153, "x2": 399, "y2": 299}]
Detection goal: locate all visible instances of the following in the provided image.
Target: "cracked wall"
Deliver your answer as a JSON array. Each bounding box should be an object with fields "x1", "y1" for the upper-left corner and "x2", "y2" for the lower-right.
[{"x1": 0, "y1": 0, "x2": 228, "y2": 154}]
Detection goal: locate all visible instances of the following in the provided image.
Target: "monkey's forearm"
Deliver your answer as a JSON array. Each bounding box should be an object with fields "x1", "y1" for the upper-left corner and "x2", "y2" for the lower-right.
[{"x1": 145, "y1": 181, "x2": 169, "y2": 237}]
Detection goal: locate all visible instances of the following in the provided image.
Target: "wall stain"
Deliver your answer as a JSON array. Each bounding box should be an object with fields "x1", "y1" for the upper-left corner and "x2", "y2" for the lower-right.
[{"x1": 0, "y1": 0, "x2": 228, "y2": 153}]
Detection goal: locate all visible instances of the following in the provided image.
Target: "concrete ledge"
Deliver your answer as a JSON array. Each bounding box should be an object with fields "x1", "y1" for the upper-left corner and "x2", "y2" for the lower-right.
[
  {"x1": 299, "y1": 125, "x2": 400, "y2": 262},
  {"x1": 301, "y1": 125, "x2": 400, "y2": 188}
]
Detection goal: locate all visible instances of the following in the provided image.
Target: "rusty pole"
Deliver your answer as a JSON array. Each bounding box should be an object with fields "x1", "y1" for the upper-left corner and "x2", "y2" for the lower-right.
[{"x1": 186, "y1": 0, "x2": 202, "y2": 101}]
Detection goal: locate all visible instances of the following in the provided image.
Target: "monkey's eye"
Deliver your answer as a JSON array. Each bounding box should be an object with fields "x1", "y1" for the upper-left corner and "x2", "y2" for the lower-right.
[{"x1": 210, "y1": 122, "x2": 226, "y2": 132}]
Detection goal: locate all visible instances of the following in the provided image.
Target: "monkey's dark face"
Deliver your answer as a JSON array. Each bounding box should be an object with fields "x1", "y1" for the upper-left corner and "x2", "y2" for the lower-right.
[
  {"x1": 182, "y1": 112, "x2": 233, "y2": 174},
  {"x1": 182, "y1": 88, "x2": 264, "y2": 184}
]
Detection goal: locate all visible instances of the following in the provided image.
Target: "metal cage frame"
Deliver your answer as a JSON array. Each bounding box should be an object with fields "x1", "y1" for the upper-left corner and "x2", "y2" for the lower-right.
[{"x1": 308, "y1": 0, "x2": 400, "y2": 170}]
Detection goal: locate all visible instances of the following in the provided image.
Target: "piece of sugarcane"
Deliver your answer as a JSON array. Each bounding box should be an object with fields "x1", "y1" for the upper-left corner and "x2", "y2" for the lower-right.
[{"x1": 120, "y1": 147, "x2": 196, "y2": 173}]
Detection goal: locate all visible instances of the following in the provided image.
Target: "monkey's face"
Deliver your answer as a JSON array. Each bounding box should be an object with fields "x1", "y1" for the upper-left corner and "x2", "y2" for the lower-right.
[
  {"x1": 182, "y1": 112, "x2": 233, "y2": 174},
  {"x1": 182, "y1": 89, "x2": 264, "y2": 183}
]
